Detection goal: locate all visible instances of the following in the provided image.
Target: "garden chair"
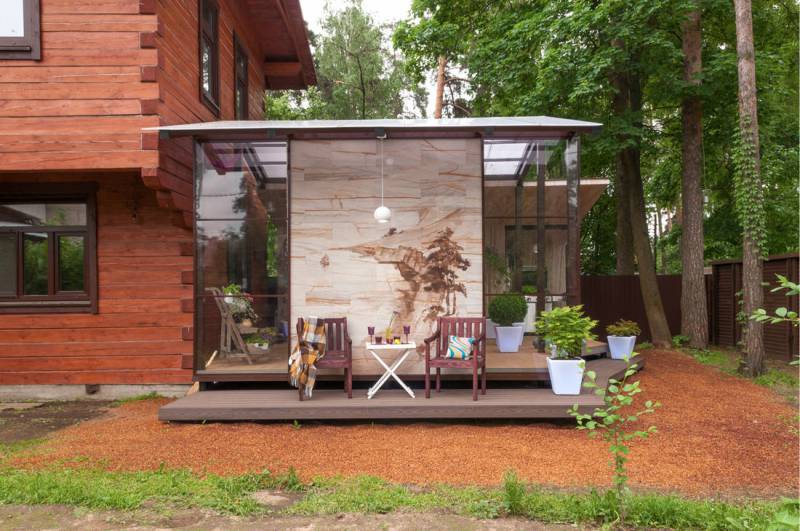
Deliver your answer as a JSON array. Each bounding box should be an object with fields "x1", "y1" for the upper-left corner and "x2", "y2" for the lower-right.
[
  {"x1": 207, "y1": 287, "x2": 253, "y2": 365},
  {"x1": 295, "y1": 317, "x2": 353, "y2": 398},
  {"x1": 424, "y1": 317, "x2": 487, "y2": 401}
]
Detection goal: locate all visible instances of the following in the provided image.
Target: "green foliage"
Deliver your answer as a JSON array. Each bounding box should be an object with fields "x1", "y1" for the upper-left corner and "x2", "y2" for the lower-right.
[
  {"x1": 501, "y1": 470, "x2": 526, "y2": 516},
  {"x1": 752, "y1": 275, "x2": 800, "y2": 328},
  {"x1": 570, "y1": 359, "x2": 660, "y2": 524},
  {"x1": 536, "y1": 305, "x2": 597, "y2": 358},
  {"x1": 487, "y1": 293, "x2": 527, "y2": 327},
  {"x1": 606, "y1": 319, "x2": 642, "y2": 337},
  {"x1": 635, "y1": 342, "x2": 654, "y2": 350},
  {"x1": 521, "y1": 284, "x2": 537, "y2": 296},
  {"x1": 732, "y1": 118, "x2": 767, "y2": 256},
  {"x1": 754, "y1": 369, "x2": 799, "y2": 391},
  {"x1": 268, "y1": 1, "x2": 425, "y2": 120},
  {"x1": 672, "y1": 334, "x2": 690, "y2": 347},
  {"x1": 113, "y1": 392, "x2": 162, "y2": 406}
]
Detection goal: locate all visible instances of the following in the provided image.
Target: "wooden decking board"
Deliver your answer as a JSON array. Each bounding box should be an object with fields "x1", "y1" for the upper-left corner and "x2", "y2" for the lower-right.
[{"x1": 159, "y1": 355, "x2": 644, "y2": 421}]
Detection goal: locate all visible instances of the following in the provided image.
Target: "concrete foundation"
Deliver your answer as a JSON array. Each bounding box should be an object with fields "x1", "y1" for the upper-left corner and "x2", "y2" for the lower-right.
[{"x1": 0, "y1": 384, "x2": 190, "y2": 402}]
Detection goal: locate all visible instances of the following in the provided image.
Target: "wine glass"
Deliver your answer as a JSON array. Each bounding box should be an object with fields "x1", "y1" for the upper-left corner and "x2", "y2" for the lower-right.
[
  {"x1": 403, "y1": 325, "x2": 411, "y2": 343},
  {"x1": 367, "y1": 326, "x2": 375, "y2": 344}
]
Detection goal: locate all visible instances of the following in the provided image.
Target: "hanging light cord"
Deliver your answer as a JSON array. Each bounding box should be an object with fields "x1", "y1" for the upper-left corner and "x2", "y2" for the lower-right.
[{"x1": 378, "y1": 134, "x2": 386, "y2": 205}]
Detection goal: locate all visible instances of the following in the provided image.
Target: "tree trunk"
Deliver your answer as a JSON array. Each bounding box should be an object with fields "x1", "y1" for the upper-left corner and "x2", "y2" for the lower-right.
[
  {"x1": 611, "y1": 68, "x2": 635, "y2": 276},
  {"x1": 734, "y1": 0, "x2": 765, "y2": 375},
  {"x1": 680, "y1": 6, "x2": 709, "y2": 349},
  {"x1": 618, "y1": 67, "x2": 673, "y2": 347},
  {"x1": 434, "y1": 56, "x2": 446, "y2": 119}
]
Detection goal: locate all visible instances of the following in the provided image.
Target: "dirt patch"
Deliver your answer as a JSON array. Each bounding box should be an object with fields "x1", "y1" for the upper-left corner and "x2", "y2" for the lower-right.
[
  {"x1": 0, "y1": 504, "x2": 572, "y2": 530},
  {"x1": 0, "y1": 400, "x2": 112, "y2": 444},
  {"x1": 8, "y1": 350, "x2": 800, "y2": 497}
]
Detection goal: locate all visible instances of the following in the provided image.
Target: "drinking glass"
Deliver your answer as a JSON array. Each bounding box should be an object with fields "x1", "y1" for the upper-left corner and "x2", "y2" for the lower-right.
[
  {"x1": 368, "y1": 326, "x2": 375, "y2": 344},
  {"x1": 403, "y1": 325, "x2": 411, "y2": 343},
  {"x1": 375, "y1": 336, "x2": 383, "y2": 345}
]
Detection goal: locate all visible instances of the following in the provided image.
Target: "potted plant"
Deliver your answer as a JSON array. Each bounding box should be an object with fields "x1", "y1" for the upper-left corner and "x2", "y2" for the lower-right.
[
  {"x1": 222, "y1": 283, "x2": 257, "y2": 325},
  {"x1": 606, "y1": 319, "x2": 641, "y2": 360},
  {"x1": 536, "y1": 305, "x2": 597, "y2": 395},
  {"x1": 488, "y1": 293, "x2": 528, "y2": 353}
]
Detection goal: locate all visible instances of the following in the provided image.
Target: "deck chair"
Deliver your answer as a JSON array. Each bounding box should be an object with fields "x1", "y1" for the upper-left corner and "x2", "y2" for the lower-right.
[
  {"x1": 296, "y1": 317, "x2": 353, "y2": 398},
  {"x1": 424, "y1": 317, "x2": 487, "y2": 401},
  {"x1": 207, "y1": 287, "x2": 254, "y2": 365}
]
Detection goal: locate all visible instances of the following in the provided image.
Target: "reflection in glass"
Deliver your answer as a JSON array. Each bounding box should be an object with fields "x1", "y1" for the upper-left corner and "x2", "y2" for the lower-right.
[
  {"x1": 58, "y1": 235, "x2": 85, "y2": 292},
  {"x1": 0, "y1": 203, "x2": 86, "y2": 227},
  {"x1": 23, "y1": 233, "x2": 48, "y2": 295},
  {"x1": 0, "y1": 233, "x2": 16, "y2": 296}
]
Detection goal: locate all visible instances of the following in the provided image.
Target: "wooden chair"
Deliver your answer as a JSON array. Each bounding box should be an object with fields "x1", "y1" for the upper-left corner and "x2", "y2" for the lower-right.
[
  {"x1": 424, "y1": 317, "x2": 487, "y2": 401},
  {"x1": 296, "y1": 317, "x2": 353, "y2": 398},
  {"x1": 207, "y1": 287, "x2": 254, "y2": 365}
]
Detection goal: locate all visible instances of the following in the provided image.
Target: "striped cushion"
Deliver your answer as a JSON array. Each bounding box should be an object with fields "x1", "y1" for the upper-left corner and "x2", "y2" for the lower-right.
[{"x1": 446, "y1": 335, "x2": 475, "y2": 360}]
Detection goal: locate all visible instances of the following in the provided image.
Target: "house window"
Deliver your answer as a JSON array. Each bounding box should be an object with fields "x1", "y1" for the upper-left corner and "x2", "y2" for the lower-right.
[
  {"x1": 199, "y1": 0, "x2": 220, "y2": 113},
  {"x1": 0, "y1": 185, "x2": 97, "y2": 313},
  {"x1": 234, "y1": 34, "x2": 249, "y2": 120},
  {"x1": 0, "y1": 0, "x2": 41, "y2": 60}
]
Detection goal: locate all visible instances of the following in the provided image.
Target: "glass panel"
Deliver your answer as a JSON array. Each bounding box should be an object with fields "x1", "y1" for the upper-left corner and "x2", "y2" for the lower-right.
[
  {"x1": 196, "y1": 294, "x2": 290, "y2": 374},
  {"x1": 0, "y1": 203, "x2": 86, "y2": 227},
  {"x1": 23, "y1": 232, "x2": 48, "y2": 295},
  {"x1": 0, "y1": 1, "x2": 25, "y2": 37},
  {"x1": 58, "y1": 235, "x2": 85, "y2": 292},
  {"x1": 201, "y1": 39, "x2": 212, "y2": 95},
  {"x1": 0, "y1": 233, "x2": 16, "y2": 296}
]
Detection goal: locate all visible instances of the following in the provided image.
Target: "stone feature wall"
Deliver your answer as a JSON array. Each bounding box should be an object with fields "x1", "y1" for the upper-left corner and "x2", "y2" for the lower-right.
[{"x1": 290, "y1": 138, "x2": 483, "y2": 375}]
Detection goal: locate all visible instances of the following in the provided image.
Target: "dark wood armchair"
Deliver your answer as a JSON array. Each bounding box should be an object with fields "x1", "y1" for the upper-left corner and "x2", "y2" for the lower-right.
[
  {"x1": 424, "y1": 317, "x2": 487, "y2": 401},
  {"x1": 296, "y1": 317, "x2": 353, "y2": 399}
]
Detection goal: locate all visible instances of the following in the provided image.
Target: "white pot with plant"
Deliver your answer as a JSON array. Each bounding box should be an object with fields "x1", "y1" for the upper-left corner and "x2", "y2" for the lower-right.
[
  {"x1": 537, "y1": 305, "x2": 597, "y2": 395},
  {"x1": 606, "y1": 319, "x2": 641, "y2": 360},
  {"x1": 488, "y1": 293, "x2": 528, "y2": 353}
]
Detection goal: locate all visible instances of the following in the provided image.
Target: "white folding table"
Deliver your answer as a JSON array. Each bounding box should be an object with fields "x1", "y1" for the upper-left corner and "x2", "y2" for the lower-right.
[{"x1": 365, "y1": 342, "x2": 417, "y2": 399}]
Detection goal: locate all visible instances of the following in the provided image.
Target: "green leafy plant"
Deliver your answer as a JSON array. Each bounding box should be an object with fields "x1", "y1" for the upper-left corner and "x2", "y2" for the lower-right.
[
  {"x1": 484, "y1": 247, "x2": 511, "y2": 291},
  {"x1": 606, "y1": 319, "x2": 641, "y2": 337},
  {"x1": 752, "y1": 275, "x2": 800, "y2": 365},
  {"x1": 569, "y1": 358, "x2": 660, "y2": 525},
  {"x1": 672, "y1": 334, "x2": 690, "y2": 347},
  {"x1": 635, "y1": 342, "x2": 653, "y2": 350},
  {"x1": 488, "y1": 293, "x2": 527, "y2": 327},
  {"x1": 536, "y1": 305, "x2": 597, "y2": 359},
  {"x1": 501, "y1": 470, "x2": 526, "y2": 516},
  {"x1": 521, "y1": 284, "x2": 537, "y2": 296},
  {"x1": 222, "y1": 283, "x2": 257, "y2": 322}
]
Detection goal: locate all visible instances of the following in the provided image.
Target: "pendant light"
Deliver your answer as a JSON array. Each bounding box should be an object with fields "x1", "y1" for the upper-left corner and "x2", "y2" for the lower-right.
[{"x1": 373, "y1": 134, "x2": 391, "y2": 223}]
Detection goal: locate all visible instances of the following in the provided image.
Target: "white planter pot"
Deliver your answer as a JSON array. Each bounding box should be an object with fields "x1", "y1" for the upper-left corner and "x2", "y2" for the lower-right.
[
  {"x1": 495, "y1": 326, "x2": 523, "y2": 353},
  {"x1": 607, "y1": 336, "x2": 637, "y2": 360},
  {"x1": 524, "y1": 299, "x2": 537, "y2": 332},
  {"x1": 547, "y1": 357, "x2": 585, "y2": 395},
  {"x1": 512, "y1": 322, "x2": 525, "y2": 347}
]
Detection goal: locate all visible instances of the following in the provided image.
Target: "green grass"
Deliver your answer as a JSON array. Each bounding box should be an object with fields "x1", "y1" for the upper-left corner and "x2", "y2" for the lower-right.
[
  {"x1": 112, "y1": 392, "x2": 163, "y2": 406},
  {"x1": 754, "y1": 368, "x2": 799, "y2": 390},
  {"x1": 0, "y1": 467, "x2": 794, "y2": 529},
  {"x1": 0, "y1": 438, "x2": 45, "y2": 461}
]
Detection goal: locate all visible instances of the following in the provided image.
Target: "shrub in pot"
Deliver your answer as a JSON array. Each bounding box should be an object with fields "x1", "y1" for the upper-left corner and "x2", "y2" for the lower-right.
[
  {"x1": 488, "y1": 293, "x2": 528, "y2": 353},
  {"x1": 536, "y1": 305, "x2": 597, "y2": 395},
  {"x1": 606, "y1": 319, "x2": 641, "y2": 360}
]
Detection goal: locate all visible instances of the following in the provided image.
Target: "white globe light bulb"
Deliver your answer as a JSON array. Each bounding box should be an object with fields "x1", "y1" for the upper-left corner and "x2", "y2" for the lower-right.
[{"x1": 373, "y1": 205, "x2": 391, "y2": 223}]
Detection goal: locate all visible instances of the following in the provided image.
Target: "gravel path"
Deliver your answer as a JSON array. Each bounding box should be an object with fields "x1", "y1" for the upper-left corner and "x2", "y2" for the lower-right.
[{"x1": 9, "y1": 350, "x2": 798, "y2": 497}]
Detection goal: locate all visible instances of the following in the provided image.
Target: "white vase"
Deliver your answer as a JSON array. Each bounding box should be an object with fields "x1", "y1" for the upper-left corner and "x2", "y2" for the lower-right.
[
  {"x1": 512, "y1": 322, "x2": 525, "y2": 347},
  {"x1": 546, "y1": 357, "x2": 585, "y2": 395},
  {"x1": 607, "y1": 336, "x2": 637, "y2": 360},
  {"x1": 495, "y1": 326, "x2": 522, "y2": 353}
]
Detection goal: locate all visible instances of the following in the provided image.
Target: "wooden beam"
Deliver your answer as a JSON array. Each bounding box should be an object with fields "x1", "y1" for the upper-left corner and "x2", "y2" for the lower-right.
[
  {"x1": 264, "y1": 61, "x2": 302, "y2": 77},
  {"x1": 566, "y1": 136, "x2": 581, "y2": 305}
]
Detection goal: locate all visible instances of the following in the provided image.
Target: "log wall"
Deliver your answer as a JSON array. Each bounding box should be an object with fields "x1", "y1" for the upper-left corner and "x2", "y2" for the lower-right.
[{"x1": 0, "y1": 173, "x2": 194, "y2": 385}]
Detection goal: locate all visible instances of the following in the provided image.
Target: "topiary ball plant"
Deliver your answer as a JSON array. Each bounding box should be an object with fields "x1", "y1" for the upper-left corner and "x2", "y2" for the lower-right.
[
  {"x1": 488, "y1": 293, "x2": 528, "y2": 327},
  {"x1": 536, "y1": 305, "x2": 597, "y2": 359},
  {"x1": 606, "y1": 319, "x2": 641, "y2": 337}
]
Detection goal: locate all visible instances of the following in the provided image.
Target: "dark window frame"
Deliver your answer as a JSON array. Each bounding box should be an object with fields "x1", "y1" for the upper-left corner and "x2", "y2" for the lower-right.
[
  {"x1": 0, "y1": 183, "x2": 98, "y2": 314},
  {"x1": 0, "y1": 0, "x2": 41, "y2": 60},
  {"x1": 233, "y1": 33, "x2": 249, "y2": 120},
  {"x1": 199, "y1": 0, "x2": 220, "y2": 115}
]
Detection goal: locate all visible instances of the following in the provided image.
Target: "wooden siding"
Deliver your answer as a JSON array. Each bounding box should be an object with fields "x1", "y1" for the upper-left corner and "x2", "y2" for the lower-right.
[
  {"x1": 0, "y1": 173, "x2": 193, "y2": 385},
  {"x1": 0, "y1": 0, "x2": 160, "y2": 173}
]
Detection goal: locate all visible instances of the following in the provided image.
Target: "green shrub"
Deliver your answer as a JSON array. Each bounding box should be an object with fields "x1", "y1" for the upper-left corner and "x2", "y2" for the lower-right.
[
  {"x1": 536, "y1": 305, "x2": 597, "y2": 358},
  {"x1": 672, "y1": 334, "x2": 690, "y2": 347},
  {"x1": 488, "y1": 294, "x2": 527, "y2": 326},
  {"x1": 522, "y1": 284, "x2": 537, "y2": 296},
  {"x1": 606, "y1": 319, "x2": 641, "y2": 337},
  {"x1": 501, "y1": 470, "x2": 526, "y2": 515}
]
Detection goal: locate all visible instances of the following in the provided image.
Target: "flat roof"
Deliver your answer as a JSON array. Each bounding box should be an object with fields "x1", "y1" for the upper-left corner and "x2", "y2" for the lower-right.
[{"x1": 149, "y1": 116, "x2": 603, "y2": 139}]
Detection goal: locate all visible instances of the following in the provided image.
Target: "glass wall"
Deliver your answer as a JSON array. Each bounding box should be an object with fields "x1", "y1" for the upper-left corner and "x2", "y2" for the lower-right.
[
  {"x1": 483, "y1": 138, "x2": 575, "y2": 334},
  {"x1": 195, "y1": 141, "x2": 289, "y2": 375}
]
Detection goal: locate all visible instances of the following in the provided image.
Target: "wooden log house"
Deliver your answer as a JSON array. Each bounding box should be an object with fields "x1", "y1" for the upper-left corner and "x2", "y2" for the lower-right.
[{"x1": 0, "y1": 0, "x2": 315, "y2": 394}]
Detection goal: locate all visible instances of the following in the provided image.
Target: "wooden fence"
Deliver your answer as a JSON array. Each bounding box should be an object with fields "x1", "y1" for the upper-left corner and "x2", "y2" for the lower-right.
[{"x1": 581, "y1": 252, "x2": 798, "y2": 361}]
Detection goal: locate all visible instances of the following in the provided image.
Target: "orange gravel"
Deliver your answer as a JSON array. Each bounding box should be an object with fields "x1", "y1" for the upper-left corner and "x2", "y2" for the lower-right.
[{"x1": 11, "y1": 350, "x2": 799, "y2": 497}]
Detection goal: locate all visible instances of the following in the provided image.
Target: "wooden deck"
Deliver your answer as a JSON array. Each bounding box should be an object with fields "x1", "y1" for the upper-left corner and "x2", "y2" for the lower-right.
[{"x1": 159, "y1": 355, "x2": 643, "y2": 421}]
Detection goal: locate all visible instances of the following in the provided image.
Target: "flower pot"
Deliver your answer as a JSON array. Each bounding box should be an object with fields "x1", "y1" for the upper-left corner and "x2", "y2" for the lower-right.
[
  {"x1": 495, "y1": 326, "x2": 523, "y2": 353},
  {"x1": 546, "y1": 357, "x2": 585, "y2": 395},
  {"x1": 607, "y1": 335, "x2": 636, "y2": 360},
  {"x1": 512, "y1": 322, "x2": 526, "y2": 347}
]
